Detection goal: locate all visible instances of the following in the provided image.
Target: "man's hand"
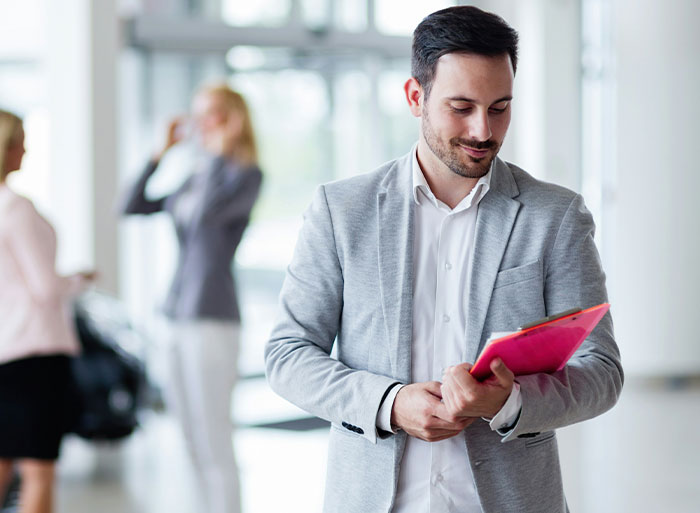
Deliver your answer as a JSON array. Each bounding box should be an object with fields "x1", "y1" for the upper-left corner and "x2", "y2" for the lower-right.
[
  {"x1": 391, "y1": 381, "x2": 475, "y2": 442},
  {"x1": 441, "y1": 358, "x2": 515, "y2": 419}
]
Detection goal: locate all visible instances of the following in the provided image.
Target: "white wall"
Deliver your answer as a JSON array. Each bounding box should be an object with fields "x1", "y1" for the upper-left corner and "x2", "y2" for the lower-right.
[{"x1": 611, "y1": 0, "x2": 700, "y2": 375}]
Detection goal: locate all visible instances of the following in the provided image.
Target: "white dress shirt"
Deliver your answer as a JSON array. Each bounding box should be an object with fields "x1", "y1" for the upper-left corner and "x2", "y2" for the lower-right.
[{"x1": 377, "y1": 147, "x2": 522, "y2": 512}]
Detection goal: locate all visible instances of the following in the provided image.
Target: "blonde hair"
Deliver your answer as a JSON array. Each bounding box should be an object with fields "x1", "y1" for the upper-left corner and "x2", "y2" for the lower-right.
[
  {"x1": 0, "y1": 109, "x2": 23, "y2": 181},
  {"x1": 196, "y1": 82, "x2": 258, "y2": 165}
]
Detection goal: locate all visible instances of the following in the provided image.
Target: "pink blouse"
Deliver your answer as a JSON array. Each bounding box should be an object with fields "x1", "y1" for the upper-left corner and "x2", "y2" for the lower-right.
[{"x1": 0, "y1": 184, "x2": 83, "y2": 364}]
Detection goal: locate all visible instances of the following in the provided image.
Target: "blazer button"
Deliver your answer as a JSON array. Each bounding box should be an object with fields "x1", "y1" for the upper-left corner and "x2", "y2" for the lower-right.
[{"x1": 355, "y1": 427, "x2": 364, "y2": 435}]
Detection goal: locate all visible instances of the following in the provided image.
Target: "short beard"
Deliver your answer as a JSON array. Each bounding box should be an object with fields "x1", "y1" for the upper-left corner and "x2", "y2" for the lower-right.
[{"x1": 422, "y1": 107, "x2": 500, "y2": 179}]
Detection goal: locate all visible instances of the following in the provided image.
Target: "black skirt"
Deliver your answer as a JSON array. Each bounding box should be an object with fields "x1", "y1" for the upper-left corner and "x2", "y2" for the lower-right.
[{"x1": 0, "y1": 354, "x2": 74, "y2": 460}]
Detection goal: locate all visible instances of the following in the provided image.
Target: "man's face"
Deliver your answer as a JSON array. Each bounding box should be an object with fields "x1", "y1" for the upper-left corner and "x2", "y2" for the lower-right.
[{"x1": 418, "y1": 52, "x2": 514, "y2": 179}]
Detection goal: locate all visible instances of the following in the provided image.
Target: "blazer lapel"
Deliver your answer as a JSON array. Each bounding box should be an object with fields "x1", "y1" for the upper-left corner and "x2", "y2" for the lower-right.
[
  {"x1": 377, "y1": 154, "x2": 414, "y2": 382},
  {"x1": 465, "y1": 158, "x2": 522, "y2": 362}
]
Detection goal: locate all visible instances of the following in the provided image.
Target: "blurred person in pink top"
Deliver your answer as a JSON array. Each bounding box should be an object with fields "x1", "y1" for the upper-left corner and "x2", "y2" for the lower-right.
[{"x1": 0, "y1": 109, "x2": 95, "y2": 513}]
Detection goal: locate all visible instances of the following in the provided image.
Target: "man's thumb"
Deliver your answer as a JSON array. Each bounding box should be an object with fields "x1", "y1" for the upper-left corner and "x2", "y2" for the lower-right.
[{"x1": 490, "y1": 358, "x2": 514, "y2": 383}]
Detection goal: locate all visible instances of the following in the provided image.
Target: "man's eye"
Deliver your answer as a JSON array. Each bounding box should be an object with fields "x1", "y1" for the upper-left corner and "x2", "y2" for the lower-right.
[
  {"x1": 489, "y1": 102, "x2": 509, "y2": 113},
  {"x1": 451, "y1": 106, "x2": 472, "y2": 114}
]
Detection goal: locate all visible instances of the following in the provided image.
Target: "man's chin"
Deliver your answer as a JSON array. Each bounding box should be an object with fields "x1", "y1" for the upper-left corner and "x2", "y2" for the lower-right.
[
  {"x1": 451, "y1": 169, "x2": 490, "y2": 179},
  {"x1": 448, "y1": 158, "x2": 493, "y2": 179}
]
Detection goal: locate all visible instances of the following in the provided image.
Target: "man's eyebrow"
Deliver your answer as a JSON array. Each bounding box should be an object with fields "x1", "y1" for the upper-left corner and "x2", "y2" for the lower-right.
[{"x1": 445, "y1": 95, "x2": 513, "y2": 104}]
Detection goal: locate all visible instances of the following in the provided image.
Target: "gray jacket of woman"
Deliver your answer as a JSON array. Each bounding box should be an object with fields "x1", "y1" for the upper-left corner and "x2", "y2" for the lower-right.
[{"x1": 120, "y1": 156, "x2": 262, "y2": 322}]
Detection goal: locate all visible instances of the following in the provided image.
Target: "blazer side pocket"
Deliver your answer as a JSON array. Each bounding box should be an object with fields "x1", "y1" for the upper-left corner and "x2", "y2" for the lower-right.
[
  {"x1": 494, "y1": 260, "x2": 542, "y2": 290},
  {"x1": 525, "y1": 431, "x2": 556, "y2": 448}
]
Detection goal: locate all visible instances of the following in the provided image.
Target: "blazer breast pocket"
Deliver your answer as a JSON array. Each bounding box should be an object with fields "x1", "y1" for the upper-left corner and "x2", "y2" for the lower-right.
[
  {"x1": 493, "y1": 260, "x2": 542, "y2": 289},
  {"x1": 489, "y1": 260, "x2": 545, "y2": 327}
]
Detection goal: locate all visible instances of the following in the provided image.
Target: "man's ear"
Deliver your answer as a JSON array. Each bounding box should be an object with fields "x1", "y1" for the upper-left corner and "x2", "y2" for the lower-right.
[{"x1": 404, "y1": 77, "x2": 424, "y2": 118}]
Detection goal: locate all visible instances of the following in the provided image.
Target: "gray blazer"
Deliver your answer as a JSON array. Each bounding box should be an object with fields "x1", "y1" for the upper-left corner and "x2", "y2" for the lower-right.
[
  {"x1": 265, "y1": 151, "x2": 623, "y2": 512},
  {"x1": 121, "y1": 156, "x2": 262, "y2": 321}
]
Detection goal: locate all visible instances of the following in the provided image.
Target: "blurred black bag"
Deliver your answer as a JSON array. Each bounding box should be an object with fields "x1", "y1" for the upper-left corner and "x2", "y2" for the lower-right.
[{"x1": 68, "y1": 293, "x2": 148, "y2": 441}]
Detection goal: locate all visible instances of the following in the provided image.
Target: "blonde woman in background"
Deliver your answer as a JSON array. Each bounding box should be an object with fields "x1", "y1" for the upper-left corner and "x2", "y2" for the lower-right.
[
  {"x1": 120, "y1": 83, "x2": 263, "y2": 513},
  {"x1": 0, "y1": 110, "x2": 94, "y2": 513}
]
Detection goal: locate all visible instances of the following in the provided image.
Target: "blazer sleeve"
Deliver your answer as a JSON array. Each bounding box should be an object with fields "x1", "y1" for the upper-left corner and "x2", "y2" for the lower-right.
[
  {"x1": 264, "y1": 185, "x2": 401, "y2": 444},
  {"x1": 119, "y1": 160, "x2": 167, "y2": 215},
  {"x1": 501, "y1": 194, "x2": 624, "y2": 442}
]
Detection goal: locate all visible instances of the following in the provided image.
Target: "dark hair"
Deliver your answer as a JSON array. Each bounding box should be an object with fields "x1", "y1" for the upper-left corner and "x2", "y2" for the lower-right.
[{"x1": 411, "y1": 6, "x2": 519, "y2": 97}]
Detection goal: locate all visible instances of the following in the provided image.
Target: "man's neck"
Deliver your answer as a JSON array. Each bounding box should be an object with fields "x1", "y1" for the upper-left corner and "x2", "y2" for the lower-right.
[{"x1": 416, "y1": 140, "x2": 480, "y2": 210}]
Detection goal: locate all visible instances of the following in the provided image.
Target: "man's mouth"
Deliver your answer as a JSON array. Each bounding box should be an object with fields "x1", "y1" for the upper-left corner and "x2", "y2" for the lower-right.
[{"x1": 459, "y1": 145, "x2": 490, "y2": 159}]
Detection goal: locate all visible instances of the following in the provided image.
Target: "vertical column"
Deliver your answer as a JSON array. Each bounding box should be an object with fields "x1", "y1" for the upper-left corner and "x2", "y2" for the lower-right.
[
  {"x1": 46, "y1": 0, "x2": 93, "y2": 275},
  {"x1": 46, "y1": 0, "x2": 120, "y2": 293},
  {"x1": 91, "y1": 0, "x2": 120, "y2": 294}
]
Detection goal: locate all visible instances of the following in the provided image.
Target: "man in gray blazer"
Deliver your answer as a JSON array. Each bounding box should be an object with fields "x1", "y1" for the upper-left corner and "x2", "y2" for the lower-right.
[{"x1": 265, "y1": 6, "x2": 623, "y2": 513}]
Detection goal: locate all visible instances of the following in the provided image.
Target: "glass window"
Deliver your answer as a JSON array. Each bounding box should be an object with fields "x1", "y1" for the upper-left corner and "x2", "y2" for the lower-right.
[
  {"x1": 334, "y1": 0, "x2": 367, "y2": 32},
  {"x1": 0, "y1": 0, "x2": 46, "y2": 60},
  {"x1": 232, "y1": 69, "x2": 330, "y2": 271},
  {"x1": 374, "y1": 0, "x2": 455, "y2": 36},
  {"x1": 226, "y1": 46, "x2": 293, "y2": 72},
  {"x1": 221, "y1": 0, "x2": 291, "y2": 27},
  {"x1": 301, "y1": 0, "x2": 330, "y2": 30},
  {"x1": 0, "y1": 0, "x2": 49, "y2": 207},
  {"x1": 378, "y1": 65, "x2": 419, "y2": 159},
  {"x1": 332, "y1": 70, "x2": 372, "y2": 179}
]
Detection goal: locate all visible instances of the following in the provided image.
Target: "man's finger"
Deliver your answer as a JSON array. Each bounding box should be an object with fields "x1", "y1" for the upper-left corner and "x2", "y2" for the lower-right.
[
  {"x1": 490, "y1": 358, "x2": 515, "y2": 385},
  {"x1": 445, "y1": 363, "x2": 477, "y2": 397},
  {"x1": 432, "y1": 393, "x2": 453, "y2": 420},
  {"x1": 458, "y1": 362, "x2": 473, "y2": 372},
  {"x1": 427, "y1": 410, "x2": 462, "y2": 429},
  {"x1": 432, "y1": 399, "x2": 472, "y2": 427},
  {"x1": 424, "y1": 381, "x2": 444, "y2": 398},
  {"x1": 439, "y1": 383, "x2": 462, "y2": 418},
  {"x1": 422, "y1": 430, "x2": 466, "y2": 442}
]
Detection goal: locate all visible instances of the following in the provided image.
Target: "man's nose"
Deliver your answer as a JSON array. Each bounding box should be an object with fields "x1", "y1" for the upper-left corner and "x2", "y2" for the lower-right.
[{"x1": 468, "y1": 110, "x2": 492, "y2": 142}]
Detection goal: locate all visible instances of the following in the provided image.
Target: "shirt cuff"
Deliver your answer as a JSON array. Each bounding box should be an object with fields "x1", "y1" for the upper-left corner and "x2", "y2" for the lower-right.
[
  {"x1": 484, "y1": 381, "x2": 522, "y2": 433},
  {"x1": 376, "y1": 383, "x2": 404, "y2": 433}
]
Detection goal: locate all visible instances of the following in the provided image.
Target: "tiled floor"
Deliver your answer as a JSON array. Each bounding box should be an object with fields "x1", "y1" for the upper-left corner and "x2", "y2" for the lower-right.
[{"x1": 52, "y1": 377, "x2": 700, "y2": 513}]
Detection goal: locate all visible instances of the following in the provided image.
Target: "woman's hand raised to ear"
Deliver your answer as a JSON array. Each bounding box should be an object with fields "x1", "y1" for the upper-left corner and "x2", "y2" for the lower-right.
[{"x1": 154, "y1": 116, "x2": 187, "y2": 162}]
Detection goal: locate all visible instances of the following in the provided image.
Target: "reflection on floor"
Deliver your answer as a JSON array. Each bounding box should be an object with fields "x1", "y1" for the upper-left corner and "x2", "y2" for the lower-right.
[
  {"x1": 54, "y1": 377, "x2": 700, "y2": 513},
  {"x1": 56, "y1": 376, "x2": 328, "y2": 513}
]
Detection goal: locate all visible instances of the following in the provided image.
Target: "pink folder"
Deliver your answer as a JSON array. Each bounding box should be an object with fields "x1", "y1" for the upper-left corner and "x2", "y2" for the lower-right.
[{"x1": 469, "y1": 303, "x2": 611, "y2": 381}]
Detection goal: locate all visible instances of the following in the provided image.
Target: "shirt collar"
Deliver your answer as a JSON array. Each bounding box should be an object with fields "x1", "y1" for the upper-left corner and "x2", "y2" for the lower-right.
[{"x1": 411, "y1": 143, "x2": 493, "y2": 212}]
